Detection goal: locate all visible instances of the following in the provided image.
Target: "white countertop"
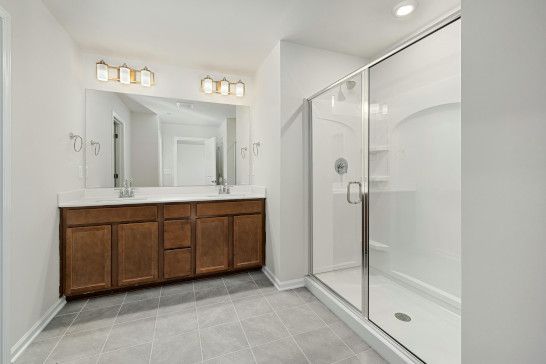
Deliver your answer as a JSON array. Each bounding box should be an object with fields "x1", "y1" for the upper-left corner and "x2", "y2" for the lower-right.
[{"x1": 58, "y1": 185, "x2": 266, "y2": 208}]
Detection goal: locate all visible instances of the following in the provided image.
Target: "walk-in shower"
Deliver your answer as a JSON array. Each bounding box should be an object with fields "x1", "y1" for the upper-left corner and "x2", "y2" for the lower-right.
[{"x1": 306, "y1": 14, "x2": 461, "y2": 364}]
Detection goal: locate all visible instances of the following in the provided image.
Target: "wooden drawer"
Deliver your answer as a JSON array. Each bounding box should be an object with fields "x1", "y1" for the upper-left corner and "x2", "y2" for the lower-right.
[
  {"x1": 164, "y1": 203, "x2": 191, "y2": 219},
  {"x1": 65, "y1": 206, "x2": 157, "y2": 226},
  {"x1": 196, "y1": 200, "x2": 263, "y2": 217},
  {"x1": 164, "y1": 249, "x2": 192, "y2": 279},
  {"x1": 164, "y1": 220, "x2": 192, "y2": 249}
]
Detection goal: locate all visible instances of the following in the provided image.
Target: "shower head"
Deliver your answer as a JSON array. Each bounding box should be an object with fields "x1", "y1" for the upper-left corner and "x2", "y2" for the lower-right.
[{"x1": 346, "y1": 80, "x2": 356, "y2": 90}]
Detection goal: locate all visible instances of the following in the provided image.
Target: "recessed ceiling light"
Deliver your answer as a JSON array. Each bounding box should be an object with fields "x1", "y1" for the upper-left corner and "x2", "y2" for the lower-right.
[{"x1": 393, "y1": 0, "x2": 417, "y2": 17}]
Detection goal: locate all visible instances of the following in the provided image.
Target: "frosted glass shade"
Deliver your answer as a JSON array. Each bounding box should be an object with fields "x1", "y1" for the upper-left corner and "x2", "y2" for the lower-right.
[
  {"x1": 119, "y1": 64, "x2": 131, "y2": 84},
  {"x1": 202, "y1": 76, "x2": 213, "y2": 94},
  {"x1": 141, "y1": 68, "x2": 152, "y2": 87},
  {"x1": 96, "y1": 61, "x2": 108, "y2": 82},
  {"x1": 219, "y1": 78, "x2": 229, "y2": 95},
  {"x1": 235, "y1": 81, "x2": 245, "y2": 97}
]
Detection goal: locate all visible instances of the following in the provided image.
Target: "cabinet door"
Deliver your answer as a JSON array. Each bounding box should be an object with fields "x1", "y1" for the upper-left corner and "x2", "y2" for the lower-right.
[
  {"x1": 65, "y1": 225, "x2": 111, "y2": 294},
  {"x1": 233, "y1": 214, "x2": 263, "y2": 269},
  {"x1": 196, "y1": 217, "x2": 229, "y2": 274},
  {"x1": 164, "y1": 249, "x2": 192, "y2": 279},
  {"x1": 117, "y1": 222, "x2": 159, "y2": 286}
]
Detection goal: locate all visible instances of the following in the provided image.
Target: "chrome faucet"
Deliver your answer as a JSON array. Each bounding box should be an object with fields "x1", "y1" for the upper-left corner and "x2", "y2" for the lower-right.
[
  {"x1": 119, "y1": 179, "x2": 135, "y2": 198},
  {"x1": 219, "y1": 181, "x2": 231, "y2": 194}
]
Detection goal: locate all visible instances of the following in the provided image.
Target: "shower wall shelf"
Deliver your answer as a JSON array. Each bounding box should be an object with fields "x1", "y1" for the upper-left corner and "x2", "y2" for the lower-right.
[
  {"x1": 369, "y1": 145, "x2": 389, "y2": 153},
  {"x1": 370, "y1": 176, "x2": 389, "y2": 182}
]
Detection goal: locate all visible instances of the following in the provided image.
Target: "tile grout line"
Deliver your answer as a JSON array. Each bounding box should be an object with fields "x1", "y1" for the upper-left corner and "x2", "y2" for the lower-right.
[
  {"x1": 146, "y1": 287, "x2": 162, "y2": 364},
  {"x1": 41, "y1": 298, "x2": 90, "y2": 364},
  {"x1": 96, "y1": 292, "x2": 127, "y2": 363},
  {"x1": 193, "y1": 281, "x2": 206, "y2": 363},
  {"x1": 303, "y1": 300, "x2": 357, "y2": 362},
  {"x1": 248, "y1": 269, "x2": 312, "y2": 362},
  {"x1": 264, "y1": 294, "x2": 311, "y2": 363},
  {"x1": 224, "y1": 273, "x2": 258, "y2": 364}
]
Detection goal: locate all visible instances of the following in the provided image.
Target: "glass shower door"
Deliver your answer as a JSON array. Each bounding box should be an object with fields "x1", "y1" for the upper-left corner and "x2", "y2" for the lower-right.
[
  {"x1": 310, "y1": 73, "x2": 365, "y2": 311},
  {"x1": 367, "y1": 19, "x2": 461, "y2": 363}
]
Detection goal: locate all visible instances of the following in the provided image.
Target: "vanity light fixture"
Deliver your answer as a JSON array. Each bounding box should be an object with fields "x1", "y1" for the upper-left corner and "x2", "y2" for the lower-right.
[
  {"x1": 95, "y1": 60, "x2": 155, "y2": 86},
  {"x1": 200, "y1": 76, "x2": 245, "y2": 97}
]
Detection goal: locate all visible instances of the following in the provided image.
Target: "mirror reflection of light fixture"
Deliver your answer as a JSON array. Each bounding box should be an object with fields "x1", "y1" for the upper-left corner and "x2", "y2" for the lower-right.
[
  {"x1": 96, "y1": 60, "x2": 109, "y2": 82},
  {"x1": 202, "y1": 75, "x2": 214, "y2": 94},
  {"x1": 140, "y1": 67, "x2": 152, "y2": 87},
  {"x1": 200, "y1": 76, "x2": 245, "y2": 97},
  {"x1": 95, "y1": 60, "x2": 155, "y2": 86},
  {"x1": 119, "y1": 64, "x2": 131, "y2": 84},
  {"x1": 219, "y1": 78, "x2": 229, "y2": 95}
]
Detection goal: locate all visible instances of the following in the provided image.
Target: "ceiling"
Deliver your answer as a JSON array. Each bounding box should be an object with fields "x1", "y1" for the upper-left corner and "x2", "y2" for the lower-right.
[
  {"x1": 119, "y1": 93, "x2": 236, "y2": 127},
  {"x1": 44, "y1": 0, "x2": 460, "y2": 74}
]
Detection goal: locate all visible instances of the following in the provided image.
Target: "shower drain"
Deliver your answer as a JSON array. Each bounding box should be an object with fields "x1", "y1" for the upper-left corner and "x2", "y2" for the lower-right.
[{"x1": 394, "y1": 312, "x2": 412, "y2": 322}]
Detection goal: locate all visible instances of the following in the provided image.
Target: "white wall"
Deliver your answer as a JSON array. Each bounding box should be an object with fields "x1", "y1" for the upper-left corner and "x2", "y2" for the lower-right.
[
  {"x1": 85, "y1": 90, "x2": 131, "y2": 187},
  {"x1": 252, "y1": 41, "x2": 365, "y2": 282},
  {"x1": 462, "y1": 1, "x2": 546, "y2": 362},
  {"x1": 251, "y1": 43, "x2": 282, "y2": 278},
  {"x1": 130, "y1": 112, "x2": 159, "y2": 187},
  {"x1": 0, "y1": 0, "x2": 84, "y2": 349},
  {"x1": 80, "y1": 52, "x2": 252, "y2": 107}
]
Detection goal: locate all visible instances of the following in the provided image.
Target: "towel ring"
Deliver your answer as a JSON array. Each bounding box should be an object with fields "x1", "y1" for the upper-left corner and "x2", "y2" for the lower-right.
[
  {"x1": 252, "y1": 141, "x2": 261, "y2": 156},
  {"x1": 89, "y1": 140, "x2": 101, "y2": 156},
  {"x1": 240, "y1": 146, "x2": 248, "y2": 159},
  {"x1": 69, "y1": 133, "x2": 83, "y2": 152}
]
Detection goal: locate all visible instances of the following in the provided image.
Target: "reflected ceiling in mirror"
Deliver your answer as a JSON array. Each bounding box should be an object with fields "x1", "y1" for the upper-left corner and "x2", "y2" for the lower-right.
[{"x1": 85, "y1": 90, "x2": 251, "y2": 188}]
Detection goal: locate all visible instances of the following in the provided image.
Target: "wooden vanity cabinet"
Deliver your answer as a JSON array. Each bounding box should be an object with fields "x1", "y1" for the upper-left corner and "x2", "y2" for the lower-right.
[{"x1": 60, "y1": 199, "x2": 265, "y2": 298}]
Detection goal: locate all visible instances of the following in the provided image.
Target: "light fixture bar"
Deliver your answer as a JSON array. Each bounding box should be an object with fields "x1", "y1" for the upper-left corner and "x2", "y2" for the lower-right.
[
  {"x1": 200, "y1": 76, "x2": 245, "y2": 97},
  {"x1": 95, "y1": 60, "x2": 155, "y2": 86}
]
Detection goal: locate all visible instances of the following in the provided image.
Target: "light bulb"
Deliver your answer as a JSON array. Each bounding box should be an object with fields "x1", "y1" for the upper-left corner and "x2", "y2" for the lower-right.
[{"x1": 393, "y1": 0, "x2": 417, "y2": 17}]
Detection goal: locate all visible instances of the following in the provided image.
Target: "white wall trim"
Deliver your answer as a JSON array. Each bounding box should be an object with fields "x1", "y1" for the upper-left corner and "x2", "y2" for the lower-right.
[
  {"x1": 0, "y1": 5, "x2": 11, "y2": 364},
  {"x1": 10, "y1": 298, "x2": 66, "y2": 363},
  {"x1": 262, "y1": 266, "x2": 305, "y2": 291}
]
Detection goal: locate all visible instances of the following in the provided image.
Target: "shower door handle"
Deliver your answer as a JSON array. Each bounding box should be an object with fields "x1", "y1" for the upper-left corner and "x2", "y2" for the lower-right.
[{"x1": 346, "y1": 181, "x2": 363, "y2": 204}]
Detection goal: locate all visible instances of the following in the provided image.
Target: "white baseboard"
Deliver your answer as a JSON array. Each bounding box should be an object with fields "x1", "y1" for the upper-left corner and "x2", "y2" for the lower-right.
[
  {"x1": 10, "y1": 298, "x2": 66, "y2": 363},
  {"x1": 262, "y1": 266, "x2": 305, "y2": 291}
]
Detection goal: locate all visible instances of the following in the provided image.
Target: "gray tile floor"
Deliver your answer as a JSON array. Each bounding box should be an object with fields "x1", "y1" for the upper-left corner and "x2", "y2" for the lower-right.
[{"x1": 16, "y1": 271, "x2": 387, "y2": 364}]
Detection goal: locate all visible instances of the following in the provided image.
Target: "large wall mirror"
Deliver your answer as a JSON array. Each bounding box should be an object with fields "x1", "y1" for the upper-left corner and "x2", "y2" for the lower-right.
[{"x1": 85, "y1": 89, "x2": 251, "y2": 188}]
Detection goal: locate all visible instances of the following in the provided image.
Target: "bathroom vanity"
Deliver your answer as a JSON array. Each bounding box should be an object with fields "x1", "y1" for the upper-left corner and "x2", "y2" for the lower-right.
[{"x1": 58, "y1": 193, "x2": 265, "y2": 298}]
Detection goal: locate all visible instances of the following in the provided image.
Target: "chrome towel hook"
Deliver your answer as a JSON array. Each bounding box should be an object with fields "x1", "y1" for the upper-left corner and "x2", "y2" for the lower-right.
[
  {"x1": 69, "y1": 132, "x2": 83, "y2": 152},
  {"x1": 240, "y1": 146, "x2": 248, "y2": 159},
  {"x1": 252, "y1": 141, "x2": 261, "y2": 156},
  {"x1": 89, "y1": 140, "x2": 101, "y2": 156}
]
